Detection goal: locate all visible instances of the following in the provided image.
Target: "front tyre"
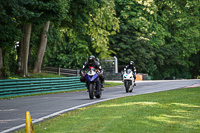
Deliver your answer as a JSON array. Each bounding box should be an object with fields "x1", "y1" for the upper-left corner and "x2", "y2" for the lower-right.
[
  {"x1": 89, "y1": 83, "x2": 95, "y2": 99},
  {"x1": 95, "y1": 84, "x2": 102, "y2": 98},
  {"x1": 125, "y1": 81, "x2": 130, "y2": 93}
]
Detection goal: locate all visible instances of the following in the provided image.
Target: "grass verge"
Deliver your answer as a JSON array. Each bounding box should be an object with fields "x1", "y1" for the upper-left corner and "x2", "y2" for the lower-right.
[
  {"x1": 8, "y1": 73, "x2": 65, "y2": 79},
  {"x1": 104, "y1": 82, "x2": 123, "y2": 88},
  {"x1": 15, "y1": 87, "x2": 200, "y2": 133}
]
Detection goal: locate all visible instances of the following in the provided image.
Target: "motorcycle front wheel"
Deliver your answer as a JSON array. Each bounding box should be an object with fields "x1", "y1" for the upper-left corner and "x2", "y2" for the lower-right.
[
  {"x1": 95, "y1": 83, "x2": 102, "y2": 98},
  {"x1": 89, "y1": 83, "x2": 95, "y2": 99},
  {"x1": 125, "y1": 81, "x2": 130, "y2": 93}
]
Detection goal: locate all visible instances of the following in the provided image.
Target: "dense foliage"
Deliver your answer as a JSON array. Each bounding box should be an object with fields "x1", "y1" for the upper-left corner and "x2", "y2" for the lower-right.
[
  {"x1": 109, "y1": 0, "x2": 200, "y2": 79},
  {"x1": 0, "y1": 0, "x2": 199, "y2": 79}
]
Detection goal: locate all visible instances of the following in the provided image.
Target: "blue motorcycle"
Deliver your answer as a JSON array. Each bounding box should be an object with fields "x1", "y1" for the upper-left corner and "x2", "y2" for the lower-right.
[{"x1": 85, "y1": 67, "x2": 102, "y2": 99}]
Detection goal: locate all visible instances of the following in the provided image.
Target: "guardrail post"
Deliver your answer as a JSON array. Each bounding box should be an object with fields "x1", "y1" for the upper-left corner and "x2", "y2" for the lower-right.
[
  {"x1": 58, "y1": 67, "x2": 60, "y2": 76},
  {"x1": 77, "y1": 69, "x2": 79, "y2": 76},
  {"x1": 113, "y1": 56, "x2": 118, "y2": 73}
]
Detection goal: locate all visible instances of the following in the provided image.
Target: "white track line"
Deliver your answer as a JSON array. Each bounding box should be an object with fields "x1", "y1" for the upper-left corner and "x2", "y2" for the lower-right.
[
  {"x1": 3, "y1": 80, "x2": 200, "y2": 133},
  {"x1": 1, "y1": 96, "x2": 119, "y2": 133}
]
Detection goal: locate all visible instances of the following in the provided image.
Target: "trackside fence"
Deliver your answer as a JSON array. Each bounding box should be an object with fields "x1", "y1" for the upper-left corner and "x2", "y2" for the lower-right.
[
  {"x1": 42, "y1": 67, "x2": 80, "y2": 77},
  {"x1": 0, "y1": 77, "x2": 85, "y2": 98}
]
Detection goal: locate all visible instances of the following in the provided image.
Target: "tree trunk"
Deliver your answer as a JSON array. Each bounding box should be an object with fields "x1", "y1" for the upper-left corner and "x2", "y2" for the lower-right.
[
  {"x1": 33, "y1": 21, "x2": 50, "y2": 73},
  {"x1": 21, "y1": 23, "x2": 32, "y2": 77},
  {"x1": 0, "y1": 47, "x2": 3, "y2": 77}
]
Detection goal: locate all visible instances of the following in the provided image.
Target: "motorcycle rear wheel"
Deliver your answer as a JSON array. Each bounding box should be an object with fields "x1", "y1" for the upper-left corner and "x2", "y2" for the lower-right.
[{"x1": 89, "y1": 83, "x2": 95, "y2": 99}]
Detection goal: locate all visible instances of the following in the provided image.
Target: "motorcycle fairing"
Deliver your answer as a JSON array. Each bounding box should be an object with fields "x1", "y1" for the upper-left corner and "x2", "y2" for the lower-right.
[{"x1": 85, "y1": 73, "x2": 99, "y2": 81}]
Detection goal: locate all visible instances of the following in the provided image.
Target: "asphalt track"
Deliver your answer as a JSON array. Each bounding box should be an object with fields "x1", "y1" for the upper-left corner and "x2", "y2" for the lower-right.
[{"x1": 0, "y1": 79, "x2": 200, "y2": 132}]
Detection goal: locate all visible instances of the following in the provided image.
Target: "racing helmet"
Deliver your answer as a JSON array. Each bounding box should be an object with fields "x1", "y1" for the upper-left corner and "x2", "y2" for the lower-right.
[
  {"x1": 88, "y1": 55, "x2": 95, "y2": 65},
  {"x1": 129, "y1": 61, "x2": 134, "y2": 66}
]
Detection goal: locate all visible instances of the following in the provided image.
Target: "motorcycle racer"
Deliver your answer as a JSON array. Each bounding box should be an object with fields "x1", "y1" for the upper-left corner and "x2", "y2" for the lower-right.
[
  {"x1": 124, "y1": 61, "x2": 136, "y2": 86},
  {"x1": 80, "y1": 55, "x2": 105, "y2": 89}
]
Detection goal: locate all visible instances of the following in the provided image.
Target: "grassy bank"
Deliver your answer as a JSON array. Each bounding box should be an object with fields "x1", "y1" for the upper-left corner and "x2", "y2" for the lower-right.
[
  {"x1": 8, "y1": 73, "x2": 65, "y2": 79},
  {"x1": 16, "y1": 87, "x2": 200, "y2": 133}
]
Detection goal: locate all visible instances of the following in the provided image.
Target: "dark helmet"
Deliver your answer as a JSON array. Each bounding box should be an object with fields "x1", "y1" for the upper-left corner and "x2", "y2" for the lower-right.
[
  {"x1": 88, "y1": 55, "x2": 95, "y2": 65},
  {"x1": 129, "y1": 61, "x2": 134, "y2": 66}
]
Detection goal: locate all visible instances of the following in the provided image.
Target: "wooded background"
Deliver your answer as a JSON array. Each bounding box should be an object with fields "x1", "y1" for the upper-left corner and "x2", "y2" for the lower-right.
[{"x1": 0, "y1": 0, "x2": 199, "y2": 79}]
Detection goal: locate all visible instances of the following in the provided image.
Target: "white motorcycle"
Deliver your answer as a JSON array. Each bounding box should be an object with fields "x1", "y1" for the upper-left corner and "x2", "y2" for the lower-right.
[{"x1": 123, "y1": 69, "x2": 135, "y2": 93}]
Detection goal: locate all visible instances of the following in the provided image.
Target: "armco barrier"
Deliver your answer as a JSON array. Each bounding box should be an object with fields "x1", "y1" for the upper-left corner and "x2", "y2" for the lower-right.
[{"x1": 0, "y1": 77, "x2": 85, "y2": 98}]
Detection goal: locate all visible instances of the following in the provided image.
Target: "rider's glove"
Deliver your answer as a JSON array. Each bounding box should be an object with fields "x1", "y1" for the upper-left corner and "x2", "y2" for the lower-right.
[
  {"x1": 96, "y1": 70, "x2": 100, "y2": 76},
  {"x1": 81, "y1": 72, "x2": 85, "y2": 77}
]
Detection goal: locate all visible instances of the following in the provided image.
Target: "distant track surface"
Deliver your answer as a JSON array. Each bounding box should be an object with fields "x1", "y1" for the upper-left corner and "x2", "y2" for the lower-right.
[{"x1": 0, "y1": 79, "x2": 200, "y2": 133}]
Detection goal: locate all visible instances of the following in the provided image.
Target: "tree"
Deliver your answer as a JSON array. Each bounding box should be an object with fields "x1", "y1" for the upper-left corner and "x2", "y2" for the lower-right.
[
  {"x1": 0, "y1": 48, "x2": 3, "y2": 77},
  {"x1": 20, "y1": 24, "x2": 32, "y2": 77},
  {"x1": 33, "y1": 21, "x2": 50, "y2": 73},
  {"x1": 44, "y1": 0, "x2": 119, "y2": 68},
  {"x1": 110, "y1": 0, "x2": 200, "y2": 79},
  {"x1": 110, "y1": 0, "x2": 161, "y2": 74},
  {"x1": 153, "y1": 0, "x2": 200, "y2": 79},
  {"x1": 17, "y1": 0, "x2": 39, "y2": 77},
  {"x1": 189, "y1": 52, "x2": 200, "y2": 78},
  {"x1": 0, "y1": 0, "x2": 23, "y2": 77},
  {"x1": 33, "y1": 0, "x2": 69, "y2": 73}
]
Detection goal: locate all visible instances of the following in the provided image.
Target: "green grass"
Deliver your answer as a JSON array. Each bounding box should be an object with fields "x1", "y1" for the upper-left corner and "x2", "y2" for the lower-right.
[
  {"x1": 8, "y1": 73, "x2": 65, "y2": 79},
  {"x1": 15, "y1": 87, "x2": 200, "y2": 133},
  {"x1": 104, "y1": 82, "x2": 123, "y2": 88}
]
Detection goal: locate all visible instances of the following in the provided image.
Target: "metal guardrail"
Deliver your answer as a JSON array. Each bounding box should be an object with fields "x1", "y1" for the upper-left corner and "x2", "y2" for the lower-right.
[
  {"x1": 42, "y1": 67, "x2": 80, "y2": 77},
  {"x1": 0, "y1": 77, "x2": 85, "y2": 98}
]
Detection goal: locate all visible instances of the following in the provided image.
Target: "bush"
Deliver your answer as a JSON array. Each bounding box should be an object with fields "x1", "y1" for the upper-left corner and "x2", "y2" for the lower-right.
[{"x1": 0, "y1": 67, "x2": 10, "y2": 79}]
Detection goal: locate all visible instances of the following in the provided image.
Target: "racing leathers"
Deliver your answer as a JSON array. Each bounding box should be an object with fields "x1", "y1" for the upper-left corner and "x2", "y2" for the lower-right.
[{"x1": 125, "y1": 64, "x2": 136, "y2": 86}]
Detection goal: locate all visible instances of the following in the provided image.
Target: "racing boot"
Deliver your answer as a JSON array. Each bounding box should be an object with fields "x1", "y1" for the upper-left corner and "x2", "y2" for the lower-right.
[
  {"x1": 101, "y1": 81, "x2": 104, "y2": 91},
  {"x1": 134, "y1": 76, "x2": 136, "y2": 86},
  {"x1": 85, "y1": 82, "x2": 89, "y2": 92}
]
